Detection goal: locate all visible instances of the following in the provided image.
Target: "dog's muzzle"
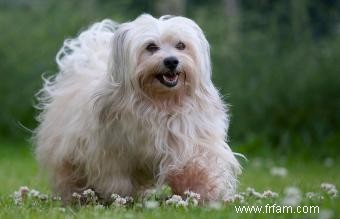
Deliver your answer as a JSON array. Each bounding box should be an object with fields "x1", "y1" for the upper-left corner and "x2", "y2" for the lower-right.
[{"x1": 156, "y1": 56, "x2": 180, "y2": 87}]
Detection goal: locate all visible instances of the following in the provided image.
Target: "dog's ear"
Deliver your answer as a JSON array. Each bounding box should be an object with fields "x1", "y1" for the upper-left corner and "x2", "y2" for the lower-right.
[
  {"x1": 109, "y1": 24, "x2": 133, "y2": 84},
  {"x1": 94, "y1": 25, "x2": 134, "y2": 121},
  {"x1": 192, "y1": 25, "x2": 212, "y2": 81},
  {"x1": 170, "y1": 17, "x2": 212, "y2": 81}
]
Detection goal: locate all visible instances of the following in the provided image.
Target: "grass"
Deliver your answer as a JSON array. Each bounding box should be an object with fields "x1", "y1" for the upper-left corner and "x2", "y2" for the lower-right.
[{"x1": 0, "y1": 140, "x2": 339, "y2": 219}]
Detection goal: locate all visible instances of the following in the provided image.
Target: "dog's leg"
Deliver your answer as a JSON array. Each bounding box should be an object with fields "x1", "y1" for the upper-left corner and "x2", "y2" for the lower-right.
[
  {"x1": 53, "y1": 160, "x2": 87, "y2": 203},
  {"x1": 166, "y1": 162, "x2": 224, "y2": 202}
]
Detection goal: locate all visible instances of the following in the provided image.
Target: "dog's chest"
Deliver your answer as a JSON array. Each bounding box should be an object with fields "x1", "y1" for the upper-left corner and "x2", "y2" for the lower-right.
[{"x1": 108, "y1": 116, "x2": 157, "y2": 163}]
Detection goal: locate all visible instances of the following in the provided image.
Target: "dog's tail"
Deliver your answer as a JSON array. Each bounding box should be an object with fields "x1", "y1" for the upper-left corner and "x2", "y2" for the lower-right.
[
  {"x1": 35, "y1": 19, "x2": 118, "y2": 112},
  {"x1": 34, "y1": 20, "x2": 120, "y2": 166},
  {"x1": 56, "y1": 19, "x2": 118, "y2": 78}
]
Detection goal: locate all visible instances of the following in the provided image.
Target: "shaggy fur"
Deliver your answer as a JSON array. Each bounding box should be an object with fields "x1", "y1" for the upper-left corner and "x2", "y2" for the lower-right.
[{"x1": 34, "y1": 14, "x2": 241, "y2": 203}]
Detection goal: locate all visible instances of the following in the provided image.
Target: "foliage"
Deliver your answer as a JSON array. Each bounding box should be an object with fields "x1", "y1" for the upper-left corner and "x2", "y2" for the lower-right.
[{"x1": 0, "y1": 0, "x2": 339, "y2": 154}]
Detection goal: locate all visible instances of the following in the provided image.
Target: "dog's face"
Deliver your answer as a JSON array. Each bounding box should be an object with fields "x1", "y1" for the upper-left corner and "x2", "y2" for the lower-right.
[{"x1": 111, "y1": 15, "x2": 212, "y2": 107}]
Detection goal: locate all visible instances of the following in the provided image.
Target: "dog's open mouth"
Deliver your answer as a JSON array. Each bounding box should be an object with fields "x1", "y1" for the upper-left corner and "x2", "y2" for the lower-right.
[{"x1": 155, "y1": 72, "x2": 180, "y2": 88}]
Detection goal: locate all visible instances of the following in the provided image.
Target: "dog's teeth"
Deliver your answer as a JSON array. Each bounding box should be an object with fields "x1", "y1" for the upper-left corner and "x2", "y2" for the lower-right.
[{"x1": 163, "y1": 74, "x2": 178, "y2": 83}]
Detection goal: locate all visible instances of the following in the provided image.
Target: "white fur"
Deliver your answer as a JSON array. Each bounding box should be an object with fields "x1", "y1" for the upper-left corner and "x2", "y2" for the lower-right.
[{"x1": 34, "y1": 14, "x2": 241, "y2": 202}]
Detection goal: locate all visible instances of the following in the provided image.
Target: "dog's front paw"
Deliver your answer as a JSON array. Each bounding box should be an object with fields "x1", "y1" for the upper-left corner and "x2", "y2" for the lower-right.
[{"x1": 166, "y1": 164, "x2": 221, "y2": 202}]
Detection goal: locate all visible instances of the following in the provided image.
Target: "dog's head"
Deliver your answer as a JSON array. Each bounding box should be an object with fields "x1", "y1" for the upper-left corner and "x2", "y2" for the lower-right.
[{"x1": 110, "y1": 14, "x2": 212, "y2": 107}]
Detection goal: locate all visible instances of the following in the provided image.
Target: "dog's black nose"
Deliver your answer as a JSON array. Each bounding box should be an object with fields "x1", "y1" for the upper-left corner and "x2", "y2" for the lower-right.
[{"x1": 163, "y1": 56, "x2": 179, "y2": 71}]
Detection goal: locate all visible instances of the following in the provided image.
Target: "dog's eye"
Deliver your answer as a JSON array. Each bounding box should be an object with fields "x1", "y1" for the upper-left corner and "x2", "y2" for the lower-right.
[
  {"x1": 146, "y1": 43, "x2": 159, "y2": 53},
  {"x1": 175, "y1": 42, "x2": 186, "y2": 50}
]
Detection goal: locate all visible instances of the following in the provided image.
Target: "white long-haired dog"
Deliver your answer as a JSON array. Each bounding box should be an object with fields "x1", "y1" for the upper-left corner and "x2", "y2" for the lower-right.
[{"x1": 35, "y1": 14, "x2": 241, "y2": 203}]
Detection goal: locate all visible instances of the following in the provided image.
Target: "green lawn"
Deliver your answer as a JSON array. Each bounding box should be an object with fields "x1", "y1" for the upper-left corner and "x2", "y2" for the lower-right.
[{"x1": 0, "y1": 140, "x2": 338, "y2": 219}]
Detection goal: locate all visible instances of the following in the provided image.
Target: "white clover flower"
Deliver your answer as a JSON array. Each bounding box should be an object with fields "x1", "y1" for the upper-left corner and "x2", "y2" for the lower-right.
[
  {"x1": 176, "y1": 200, "x2": 188, "y2": 207},
  {"x1": 321, "y1": 183, "x2": 336, "y2": 191},
  {"x1": 29, "y1": 189, "x2": 40, "y2": 198},
  {"x1": 184, "y1": 190, "x2": 200, "y2": 207},
  {"x1": 114, "y1": 197, "x2": 127, "y2": 206},
  {"x1": 12, "y1": 191, "x2": 23, "y2": 205},
  {"x1": 124, "y1": 196, "x2": 134, "y2": 203},
  {"x1": 246, "y1": 187, "x2": 255, "y2": 194},
  {"x1": 305, "y1": 192, "x2": 324, "y2": 200},
  {"x1": 12, "y1": 186, "x2": 31, "y2": 205},
  {"x1": 111, "y1": 193, "x2": 129, "y2": 207},
  {"x1": 72, "y1": 192, "x2": 82, "y2": 200},
  {"x1": 184, "y1": 190, "x2": 201, "y2": 200},
  {"x1": 19, "y1": 186, "x2": 30, "y2": 197},
  {"x1": 270, "y1": 166, "x2": 288, "y2": 177},
  {"x1": 262, "y1": 190, "x2": 279, "y2": 198},
  {"x1": 321, "y1": 183, "x2": 338, "y2": 198},
  {"x1": 82, "y1": 189, "x2": 98, "y2": 202},
  {"x1": 144, "y1": 200, "x2": 159, "y2": 209},
  {"x1": 170, "y1": 195, "x2": 183, "y2": 202},
  {"x1": 165, "y1": 195, "x2": 183, "y2": 206},
  {"x1": 327, "y1": 188, "x2": 338, "y2": 198},
  {"x1": 14, "y1": 198, "x2": 22, "y2": 205},
  {"x1": 83, "y1": 189, "x2": 96, "y2": 197},
  {"x1": 166, "y1": 194, "x2": 196, "y2": 207},
  {"x1": 306, "y1": 192, "x2": 317, "y2": 199},
  {"x1": 246, "y1": 187, "x2": 263, "y2": 199},
  {"x1": 111, "y1": 193, "x2": 120, "y2": 200},
  {"x1": 233, "y1": 194, "x2": 245, "y2": 203},
  {"x1": 39, "y1": 194, "x2": 48, "y2": 201},
  {"x1": 282, "y1": 186, "x2": 302, "y2": 206},
  {"x1": 224, "y1": 193, "x2": 245, "y2": 203}
]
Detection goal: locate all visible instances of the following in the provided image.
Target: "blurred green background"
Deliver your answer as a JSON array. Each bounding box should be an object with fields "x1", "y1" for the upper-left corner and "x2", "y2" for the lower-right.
[{"x1": 0, "y1": 0, "x2": 339, "y2": 157}]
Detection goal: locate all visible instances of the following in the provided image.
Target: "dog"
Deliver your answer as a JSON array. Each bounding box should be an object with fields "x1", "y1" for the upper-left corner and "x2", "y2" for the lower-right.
[{"x1": 34, "y1": 14, "x2": 241, "y2": 203}]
